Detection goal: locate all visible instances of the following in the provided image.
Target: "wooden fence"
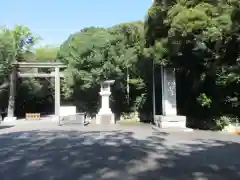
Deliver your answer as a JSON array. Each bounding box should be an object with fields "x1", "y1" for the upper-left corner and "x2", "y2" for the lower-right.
[{"x1": 25, "y1": 113, "x2": 41, "y2": 120}]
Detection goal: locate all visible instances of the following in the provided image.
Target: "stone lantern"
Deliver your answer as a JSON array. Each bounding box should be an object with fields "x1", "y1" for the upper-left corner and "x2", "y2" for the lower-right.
[{"x1": 96, "y1": 80, "x2": 115, "y2": 125}]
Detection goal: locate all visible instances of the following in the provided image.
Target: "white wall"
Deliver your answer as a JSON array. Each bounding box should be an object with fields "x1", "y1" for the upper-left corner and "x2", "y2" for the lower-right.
[{"x1": 60, "y1": 106, "x2": 76, "y2": 117}]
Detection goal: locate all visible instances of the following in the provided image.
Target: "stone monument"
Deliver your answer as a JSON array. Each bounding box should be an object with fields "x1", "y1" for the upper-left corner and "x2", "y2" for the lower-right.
[
  {"x1": 96, "y1": 80, "x2": 115, "y2": 125},
  {"x1": 154, "y1": 67, "x2": 187, "y2": 128}
]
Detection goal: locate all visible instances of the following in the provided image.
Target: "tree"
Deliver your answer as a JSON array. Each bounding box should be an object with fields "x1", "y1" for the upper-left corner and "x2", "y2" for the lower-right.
[
  {"x1": 0, "y1": 25, "x2": 42, "y2": 116},
  {"x1": 145, "y1": 0, "x2": 240, "y2": 129},
  {"x1": 34, "y1": 45, "x2": 59, "y2": 61},
  {"x1": 0, "y1": 25, "x2": 39, "y2": 91},
  {"x1": 58, "y1": 22, "x2": 149, "y2": 115}
]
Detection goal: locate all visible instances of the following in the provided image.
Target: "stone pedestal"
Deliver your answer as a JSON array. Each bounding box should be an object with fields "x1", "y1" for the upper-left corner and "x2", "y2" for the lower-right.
[
  {"x1": 3, "y1": 116, "x2": 17, "y2": 123},
  {"x1": 154, "y1": 67, "x2": 186, "y2": 128},
  {"x1": 96, "y1": 80, "x2": 115, "y2": 125},
  {"x1": 154, "y1": 115, "x2": 186, "y2": 128}
]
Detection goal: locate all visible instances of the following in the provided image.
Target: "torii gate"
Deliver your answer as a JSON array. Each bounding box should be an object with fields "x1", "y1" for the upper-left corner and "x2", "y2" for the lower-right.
[{"x1": 4, "y1": 62, "x2": 66, "y2": 122}]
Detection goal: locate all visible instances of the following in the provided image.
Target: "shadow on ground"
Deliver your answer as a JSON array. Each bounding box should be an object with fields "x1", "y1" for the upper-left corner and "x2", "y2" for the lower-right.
[
  {"x1": 0, "y1": 125, "x2": 14, "y2": 130},
  {"x1": 0, "y1": 130, "x2": 239, "y2": 180}
]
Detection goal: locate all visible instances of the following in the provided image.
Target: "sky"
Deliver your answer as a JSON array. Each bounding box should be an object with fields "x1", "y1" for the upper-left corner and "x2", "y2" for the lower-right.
[{"x1": 0, "y1": 0, "x2": 152, "y2": 46}]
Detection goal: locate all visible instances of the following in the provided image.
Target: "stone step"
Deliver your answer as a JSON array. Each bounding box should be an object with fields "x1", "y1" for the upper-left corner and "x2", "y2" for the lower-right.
[
  {"x1": 152, "y1": 125, "x2": 194, "y2": 132},
  {"x1": 154, "y1": 115, "x2": 187, "y2": 128}
]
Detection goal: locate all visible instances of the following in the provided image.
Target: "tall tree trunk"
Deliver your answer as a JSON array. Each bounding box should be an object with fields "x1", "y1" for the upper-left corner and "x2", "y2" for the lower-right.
[{"x1": 7, "y1": 66, "x2": 17, "y2": 118}]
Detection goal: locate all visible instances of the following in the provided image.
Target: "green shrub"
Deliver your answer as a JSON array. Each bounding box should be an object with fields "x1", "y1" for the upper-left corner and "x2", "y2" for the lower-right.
[{"x1": 213, "y1": 116, "x2": 231, "y2": 130}]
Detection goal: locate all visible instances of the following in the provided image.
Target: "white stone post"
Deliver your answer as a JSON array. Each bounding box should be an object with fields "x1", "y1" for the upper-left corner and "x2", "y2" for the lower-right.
[
  {"x1": 96, "y1": 80, "x2": 115, "y2": 125},
  {"x1": 54, "y1": 67, "x2": 60, "y2": 121}
]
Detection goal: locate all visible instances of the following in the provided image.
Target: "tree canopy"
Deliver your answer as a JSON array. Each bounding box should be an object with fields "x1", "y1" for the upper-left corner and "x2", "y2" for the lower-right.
[
  {"x1": 145, "y1": 0, "x2": 240, "y2": 129},
  {"x1": 34, "y1": 45, "x2": 59, "y2": 61},
  {"x1": 57, "y1": 22, "x2": 150, "y2": 115}
]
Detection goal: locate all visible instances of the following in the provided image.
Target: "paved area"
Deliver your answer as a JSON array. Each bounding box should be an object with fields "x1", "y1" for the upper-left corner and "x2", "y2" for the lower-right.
[{"x1": 0, "y1": 122, "x2": 239, "y2": 180}]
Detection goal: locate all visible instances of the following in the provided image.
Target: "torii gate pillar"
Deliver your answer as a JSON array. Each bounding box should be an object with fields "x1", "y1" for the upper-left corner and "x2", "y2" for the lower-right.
[
  {"x1": 4, "y1": 67, "x2": 17, "y2": 122},
  {"x1": 54, "y1": 67, "x2": 60, "y2": 121}
]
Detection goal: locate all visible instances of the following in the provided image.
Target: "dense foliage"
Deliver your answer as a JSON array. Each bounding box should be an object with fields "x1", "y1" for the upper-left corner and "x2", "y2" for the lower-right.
[
  {"x1": 0, "y1": 1, "x2": 239, "y2": 129},
  {"x1": 146, "y1": 0, "x2": 239, "y2": 129},
  {"x1": 58, "y1": 23, "x2": 152, "y2": 117},
  {"x1": 0, "y1": 25, "x2": 53, "y2": 117}
]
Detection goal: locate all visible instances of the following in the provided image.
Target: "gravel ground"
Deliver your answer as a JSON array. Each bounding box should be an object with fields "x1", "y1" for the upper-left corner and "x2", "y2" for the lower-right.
[{"x1": 0, "y1": 121, "x2": 239, "y2": 180}]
